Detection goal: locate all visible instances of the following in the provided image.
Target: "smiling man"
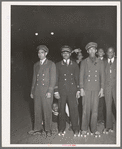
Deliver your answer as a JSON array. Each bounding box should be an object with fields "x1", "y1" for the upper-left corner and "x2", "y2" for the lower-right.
[
  {"x1": 54, "y1": 45, "x2": 80, "y2": 137},
  {"x1": 29, "y1": 45, "x2": 56, "y2": 137},
  {"x1": 80, "y1": 42, "x2": 104, "y2": 137},
  {"x1": 103, "y1": 47, "x2": 116, "y2": 134}
]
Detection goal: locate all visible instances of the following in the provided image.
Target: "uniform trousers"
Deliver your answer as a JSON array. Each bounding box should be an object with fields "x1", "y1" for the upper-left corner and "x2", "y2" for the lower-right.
[
  {"x1": 98, "y1": 97, "x2": 106, "y2": 122},
  {"x1": 105, "y1": 86, "x2": 116, "y2": 129},
  {"x1": 78, "y1": 97, "x2": 82, "y2": 129},
  {"x1": 58, "y1": 92, "x2": 79, "y2": 132},
  {"x1": 82, "y1": 90, "x2": 99, "y2": 133},
  {"x1": 34, "y1": 87, "x2": 53, "y2": 131}
]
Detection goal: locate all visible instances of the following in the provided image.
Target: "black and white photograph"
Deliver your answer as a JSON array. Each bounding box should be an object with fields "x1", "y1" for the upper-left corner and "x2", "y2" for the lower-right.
[{"x1": 2, "y1": 1, "x2": 121, "y2": 147}]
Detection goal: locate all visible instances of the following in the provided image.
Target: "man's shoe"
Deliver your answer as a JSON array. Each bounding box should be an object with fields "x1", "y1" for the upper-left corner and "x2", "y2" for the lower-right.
[
  {"x1": 46, "y1": 131, "x2": 52, "y2": 137},
  {"x1": 28, "y1": 130, "x2": 35, "y2": 135},
  {"x1": 32, "y1": 130, "x2": 44, "y2": 135},
  {"x1": 73, "y1": 130, "x2": 79, "y2": 137}
]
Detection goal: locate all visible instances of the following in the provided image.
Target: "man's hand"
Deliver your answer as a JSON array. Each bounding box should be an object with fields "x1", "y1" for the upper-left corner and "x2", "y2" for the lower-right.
[
  {"x1": 80, "y1": 88, "x2": 85, "y2": 96},
  {"x1": 98, "y1": 88, "x2": 104, "y2": 98},
  {"x1": 54, "y1": 111, "x2": 59, "y2": 116},
  {"x1": 54, "y1": 92, "x2": 60, "y2": 99},
  {"x1": 76, "y1": 91, "x2": 80, "y2": 98},
  {"x1": 30, "y1": 93, "x2": 34, "y2": 99},
  {"x1": 46, "y1": 92, "x2": 51, "y2": 98}
]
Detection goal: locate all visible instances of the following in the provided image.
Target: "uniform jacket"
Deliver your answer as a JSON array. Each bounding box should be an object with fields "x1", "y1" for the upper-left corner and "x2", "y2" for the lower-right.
[
  {"x1": 80, "y1": 57, "x2": 104, "y2": 91},
  {"x1": 31, "y1": 59, "x2": 56, "y2": 96},
  {"x1": 104, "y1": 58, "x2": 116, "y2": 88},
  {"x1": 55, "y1": 60, "x2": 79, "y2": 94}
]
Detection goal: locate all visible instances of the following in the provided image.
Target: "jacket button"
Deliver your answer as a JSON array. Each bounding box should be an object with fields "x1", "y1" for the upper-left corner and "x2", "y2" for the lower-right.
[
  {"x1": 43, "y1": 79, "x2": 44, "y2": 81},
  {"x1": 43, "y1": 74, "x2": 45, "y2": 76},
  {"x1": 88, "y1": 75, "x2": 90, "y2": 77},
  {"x1": 71, "y1": 73, "x2": 73, "y2": 75},
  {"x1": 95, "y1": 75, "x2": 97, "y2": 77},
  {"x1": 37, "y1": 74, "x2": 39, "y2": 76},
  {"x1": 95, "y1": 70, "x2": 97, "y2": 72},
  {"x1": 37, "y1": 84, "x2": 38, "y2": 85},
  {"x1": 64, "y1": 74, "x2": 66, "y2": 76},
  {"x1": 89, "y1": 70, "x2": 90, "y2": 72},
  {"x1": 95, "y1": 80, "x2": 97, "y2": 81},
  {"x1": 65, "y1": 79, "x2": 67, "y2": 81},
  {"x1": 72, "y1": 83, "x2": 73, "y2": 85},
  {"x1": 42, "y1": 84, "x2": 44, "y2": 85},
  {"x1": 88, "y1": 80, "x2": 90, "y2": 81}
]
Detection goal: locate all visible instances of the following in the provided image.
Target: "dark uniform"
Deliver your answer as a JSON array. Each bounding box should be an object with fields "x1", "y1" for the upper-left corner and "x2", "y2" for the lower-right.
[
  {"x1": 80, "y1": 43, "x2": 104, "y2": 133},
  {"x1": 31, "y1": 46, "x2": 56, "y2": 132},
  {"x1": 104, "y1": 58, "x2": 116, "y2": 130},
  {"x1": 55, "y1": 59, "x2": 79, "y2": 133},
  {"x1": 76, "y1": 60, "x2": 83, "y2": 129},
  {"x1": 97, "y1": 57, "x2": 106, "y2": 124}
]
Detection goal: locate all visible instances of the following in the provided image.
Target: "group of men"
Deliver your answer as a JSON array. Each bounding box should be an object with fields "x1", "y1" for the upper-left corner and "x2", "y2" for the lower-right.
[{"x1": 29, "y1": 42, "x2": 116, "y2": 138}]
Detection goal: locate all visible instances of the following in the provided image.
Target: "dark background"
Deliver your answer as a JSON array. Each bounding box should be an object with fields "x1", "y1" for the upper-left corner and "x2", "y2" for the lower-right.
[{"x1": 11, "y1": 6, "x2": 117, "y2": 131}]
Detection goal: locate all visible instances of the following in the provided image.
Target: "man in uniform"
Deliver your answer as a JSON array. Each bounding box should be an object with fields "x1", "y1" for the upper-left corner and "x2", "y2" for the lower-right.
[
  {"x1": 97, "y1": 48, "x2": 106, "y2": 125},
  {"x1": 54, "y1": 45, "x2": 80, "y2": 137},
  {"x1": 80, "y1": 42, "x2": 104, "y2": 137},
  {"x1": 29, "y1": 45, "x2": 56, "y2": 137},
  {"x1": 103, "y1": 47, "x2": 116, "y2": 134}
]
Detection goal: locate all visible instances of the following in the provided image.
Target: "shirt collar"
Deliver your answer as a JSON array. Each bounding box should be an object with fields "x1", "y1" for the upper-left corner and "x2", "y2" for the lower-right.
[
  {"x1": 62, "y1": 59, "x2": 72, "y2": 65},
  {"x1": 98, "y1": 57, "x2": 103, "y2": 60},
  {"x1": 108, "y1": 57, "x2": 114, "y2": 63},
  {"x1": 63, "y1": 59, "x2": 70, "y2": 64},
  {"x1": 40, "y1": 58, "x2": 46, "y2": 65}
]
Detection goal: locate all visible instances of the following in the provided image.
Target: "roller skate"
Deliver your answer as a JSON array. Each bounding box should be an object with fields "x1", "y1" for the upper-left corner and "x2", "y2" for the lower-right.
[
  {"x1": 93, "y1": 131, "x2": 101, "y2": 138},
  {"x1": 81, "y1": 130, "x2": 87, "y2": 138},
  {"x1": 103, "y1": 128, "x2": 114, "y2": 134},
  {"x1": 58, "y1": 130, "x2": 66, "y2": 136},
  {"x1": 73, "y1": 130, "x2": 79, "y2": 137}
]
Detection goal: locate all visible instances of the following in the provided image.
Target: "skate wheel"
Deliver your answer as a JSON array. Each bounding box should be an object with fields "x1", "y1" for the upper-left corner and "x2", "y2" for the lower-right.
[
  {"x1": 84, "y1": 135, "x2": 86, "y2": 137},
  {"x1": 81, "y1": 134, "x2": 83, "y2": 137},
  {"x1": 109, "y1": 129, "x2": 114, "y2": 133},
  {"x1": 99, "y1": 135, "x2": 101, "y2": 137},
  {"x1": 91, "y1": 133, "x2": 93, "y2": 135},
  {"x1": 87, "y1": 132, "x2": 89, "y2": 135},
  {"x1": 95, "y1": 135, "x2": 97, "y2": 138}
]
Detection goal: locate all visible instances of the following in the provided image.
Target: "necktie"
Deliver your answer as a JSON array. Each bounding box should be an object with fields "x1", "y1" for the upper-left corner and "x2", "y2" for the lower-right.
[
  {"x1": 67, "y1": 60, "x2": 70, "y2": 66},
  {"x1": 110, "y1": 59, "x2": 112, "y2": 65},
  {"x1": 66, "y1": 60, "x2": 68, "y2": 65},
  {"x1": 40, "y1": 61, "x2": 43, "y2": 65}
]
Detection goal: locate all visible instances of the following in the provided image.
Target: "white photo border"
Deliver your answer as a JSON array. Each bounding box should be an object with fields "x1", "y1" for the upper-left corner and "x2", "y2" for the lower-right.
[{"x1": 2, "y1": 1, "x2": 121, "y2": 147}]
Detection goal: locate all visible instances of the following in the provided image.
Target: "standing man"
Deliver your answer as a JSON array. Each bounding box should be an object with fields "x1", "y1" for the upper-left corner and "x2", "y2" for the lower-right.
[
  {"x1": 30, "y1": 45, "x2": 56, "y2": 137},
  {"x1": 103, "y1": 47, "x2": 116, "y2": 134},
  {"x1": 54, "y1": 45, "x2": 80, "y2": 137},
  {"x1": 73, "y1": 49, "x2": 84, "y2": 129},
  {"x1": 97, "y1": 48, "x2": 106, "y2": 125},
  {"x1": 80, "y1": 42, "x2": 104, "y2": 137}
]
